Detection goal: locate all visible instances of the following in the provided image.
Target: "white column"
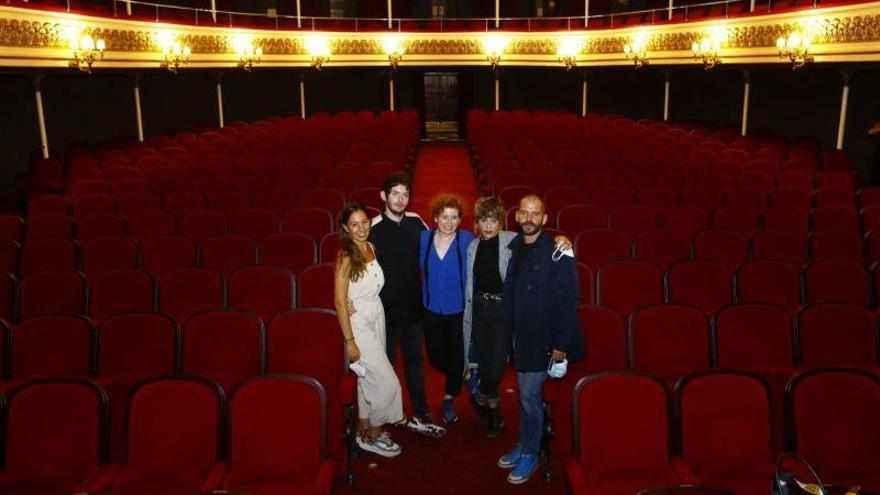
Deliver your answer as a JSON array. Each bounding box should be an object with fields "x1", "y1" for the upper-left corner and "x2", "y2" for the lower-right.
[
  {"x1": 133, "y1": 84, "x2": 144, "y2": 142},
  {"x1": 749, "y1": 0, "x2": 756, "y2": 11},
  {"x1": 495, "y1": 0, "x2": 500, "y2": 28},
  {"x1": 296, "y1": 0, "x2": 301, "y2": 27},
  {"x1": 211, "y1": 0, "x2": 217, "y2": 22},
  {"x1": 389, "y1": 78, "x2": 395, "y2": 111},
  {"x1": 387, "y1": 0, "x2": 393, "y2": 29},
  {"x1": 216, "y1": 80, "x2": 225, "y2": 128},
  {"x1": 836, "y1": 75, "x2": 850, "y2": 150},
  {"x1": 663, "y1": 73, "x2": 670, "y2": 121},
  {"x1": 741, "y1": 73, "x2": 750, "y2": 136},
  {"x1": 584, "y1": 0, "x2": 589, "y2": 27},
  {"x1": 667, "y1": 0, "x2": 674, "y2": 20},
  {"x1": 299, "y1": 76, "x2": 306, "y2": 119},
  {"x1": 581, "y1": 73, "x2": 588, "y2": 117},
  {"x1": 125, "y1": 0, "x2": 132, "y2": 15},
  {"x1": 494, "y1": 73, "x2": 500, "y2": 111},
  {"x1": 34, "y1": 85, "x2": 49, "y2": 159}
]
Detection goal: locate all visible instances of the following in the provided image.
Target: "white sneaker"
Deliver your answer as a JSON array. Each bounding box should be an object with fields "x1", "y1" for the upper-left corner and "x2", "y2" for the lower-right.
[
  {"x1": 405, "y1": 415, "x2": 447, "y2": 438},
  {"x1": 356, "y1": 433, "x2": 402, "y2": 458}
]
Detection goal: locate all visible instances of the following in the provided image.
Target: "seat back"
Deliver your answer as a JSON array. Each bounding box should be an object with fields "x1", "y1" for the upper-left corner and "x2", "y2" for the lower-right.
[{"x1": 796, "y1": 302, "x2": 878, "y2": 368}]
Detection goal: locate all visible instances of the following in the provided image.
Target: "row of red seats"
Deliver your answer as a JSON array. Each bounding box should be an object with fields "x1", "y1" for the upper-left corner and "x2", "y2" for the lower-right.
[
  {"x1": 0, "y1": 308, "x2": 355, "y2": 464},
  {"x1": 0, "y1": 263, "x2": 336, "y2": 324},
  {"x1": 564, "y1": 369, "x2": 880, "y2": 495},
  {"x1": 0, "y1": 375, "x2": 335, "y2": 495},
  {"x1": 570, "y1": 226, "x2": 878, "y2": 271}
]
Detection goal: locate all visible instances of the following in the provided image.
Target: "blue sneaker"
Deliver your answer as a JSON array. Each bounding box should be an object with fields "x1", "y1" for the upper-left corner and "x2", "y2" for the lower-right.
[
  {"x1": 507, "y1": 453, "x2": 539, "y2": 484},
  {"x1": 441, "y1": 398, "x2": 458, "y2": 424},
  {"x1": 497, "y1": 444, "x2": 524, "y2": 469}
]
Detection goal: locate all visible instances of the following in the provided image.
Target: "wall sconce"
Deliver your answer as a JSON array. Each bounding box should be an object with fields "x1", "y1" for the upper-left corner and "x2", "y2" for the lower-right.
[
  {"x1": 777, "y1": 31, "x2": 813, "y2": 69},
  {"x1": 233, "y1": 35, "x2": 262, "y2": 71},
  {"x1": 305, "y1": 35, "x2": 331, "y2": 70},
  {"x1": 158, "y1": 32, "x2": 191, "y2": 73},
  {"x1": 69, "y1": 32, "x2": 106, "y2": 73},
  {"x1": 557, "y1": 37, "x2": 581, "y2": 71},
  {"x1": 483, "y1": 36, "x2": 508, "y2": 71},
  {"x1": 692, "y1": 36, "x2": 721, "y2": 70},
  {"x1": 382, "y1": 36, "x2": 405, "y2": 71},
  {"x1": 623, "y1": 35, "x2": 649, "y2": 69}
]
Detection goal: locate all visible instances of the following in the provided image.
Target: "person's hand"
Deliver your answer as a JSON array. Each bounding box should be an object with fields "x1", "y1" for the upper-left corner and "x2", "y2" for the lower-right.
[
  {"x1": 553, "y1": 235, "x2": 573, "y2": 252},
  {"x1": 869, "y1": 121, "x2": 880, "y2": 136},
  {"x1": 346, "y1": 341, "x2": 361, "y2": 362},
  {"x1": 347, "y1": 298, "x2": 357, "y2": 315},
  {"x1": 551, "y1": 349, "x2": 567, "y2": 361}
]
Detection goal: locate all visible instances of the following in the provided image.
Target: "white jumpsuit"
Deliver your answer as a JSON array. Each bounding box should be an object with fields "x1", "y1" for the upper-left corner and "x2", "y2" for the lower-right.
[{"x1": 349, "y1": 256, "x2": 404, "y2": 426}]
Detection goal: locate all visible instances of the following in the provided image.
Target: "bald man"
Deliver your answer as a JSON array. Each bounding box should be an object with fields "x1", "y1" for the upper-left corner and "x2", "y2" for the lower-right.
[{"x1": 496, "y1": 194, "x2": 586, "y2": 485}]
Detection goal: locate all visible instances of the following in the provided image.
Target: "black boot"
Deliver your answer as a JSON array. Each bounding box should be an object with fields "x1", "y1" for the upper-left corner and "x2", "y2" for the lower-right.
[
  {"x1": 470, "y1": 394, "x2": 490, "y2": 424},
  {"x1": 487, "y1": 406, "x2": 504, "y2": 439}
]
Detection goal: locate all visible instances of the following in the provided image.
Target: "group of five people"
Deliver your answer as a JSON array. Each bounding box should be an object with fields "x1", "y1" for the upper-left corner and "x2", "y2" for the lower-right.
[{"x1": 333, "y1": 172, "x2": 584, "y2": 484}]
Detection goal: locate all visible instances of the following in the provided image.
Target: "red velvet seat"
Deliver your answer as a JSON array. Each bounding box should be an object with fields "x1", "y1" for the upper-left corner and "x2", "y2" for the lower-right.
[
  {"x1": 180, "y1": 209, "x2": 228, "y2": 242},
  {"x1": 19, "y1": 270, "x2": 87, "y2": 319},
  {"x1": 74, "y1": 193, "x2": 117, "y2": 218},
  {"x1": 141, "y1": 235, "x2": 197, "y2": 275},
  {"x1": 159, "y1": 267, "x2": 225, "y2": 324},
  {"x1": 628, "y1": 305, "x2": 710, "y2": 385},
  {"x1": 26, "y1": 213, "x2": 75, "y2": 240},
  {"x1": 284, "y1": 207, "x2": 334, "y2": 242},
  {"x1": 117, "y1": 192, "x2": 161, "y2": 218},
  {"x1": 260, "y1": 232, "x2": 317, "y2": 275},
  {"x1": 233, "y1": 208, "x2": 282, "y2": 243},
  {"x1": 608, "y1": 205, "x2": 656, "y2": 239},
  {"x1": 89, "y1": 269, "x2": 156, "y2": 324},
  {"x1": 796, "y1": 302, "x2": 878, "y2": 368},
  {"x1": 722, "y1": 187, "x2": 766, "y2": 209},
  {"x1": 762, "y1": 206, "x2": 809, "y2": 233},
  {"x1": 111, "y1": 377, "x2": 226, "y2": 495},
  {"x1": 558, "y1": 205, "x2": 608, "y2": 238},
  {"x1": 21, "y1": 237, "x2": 79, "y2": 276},
  {"x1": 803, "y1": 261, "x2": 869, "y2": 306},
  {"x1": 808, "y1": 229, "x2": 864, "y2": 263},
  {"x1": 229, "y1": 265, "x2": 296, "y2": 324},
  {"x1": 319, "y1": 233, "x2": 340, "y2": 264},
  {"x1": 223, "y1": 376, "x2": 335, "y2": 495},
  {"x1": 565, "y1": 373, "x2": 681, "y2": 495},
  {"x1": 165, "y1": 191, "x2": 207, "y2": 219},
  {"x1": 769, "y1": 187, "x2": 812, "y2": 210},
  {"x1": 673, "y1": 371, "x2": 775, "y2": 495},
  {"x1": 596, "y1": 261, "x2": 663, "y2": 318},
  {"x1": 591, "y1": 187, "x2": 635, "y2": 212},
  {"x1": 77, "y1": 213, "x2": 127, "y2": 243},
  {"x1": 198, "y1": 233, "x2": 258, "y2": 276},
  {"x1": 574, "y1": 229, "x2": 631, "y2": 273},
  {"x1": 301, "y1": 188, "x2": 346, "y2": 218},
  {"x1": 208, "y1": 190, "x2": 253, "y2": 217},
  {"x1": 10, "y1": 314, "x2": 93, "y2": 380},
  {"x1": 666, "y1": 260, "x2": 731, "y2": 317},
  {"x1": 29, "y1": 195, "x2": 73, "y2": 216},
  {"x1": 681, "y1": 186, "x2": 723, "y2": 210},
  {"x1": 660, "y1": 206, "x2": 709, "y2": 238},
  {"x1": 0, "y1": 379, "x2": 113, "y2": 494},
  {"x1": 693, "y1": 230, "x2": 748, "y2": 270},
  {"x1": 127, "y1": 211, "x2": 177, "y2": 244},
  {"x1": 811, "y1": 206, "x2": 859, "y2": 232},
  {"x1": 734, "y1": 260, "x2": 802, "y2": 312},
  {"x1": 787, "y1": 369, "x2": 880, "y2": 492},
  {"x1": 813, "y1": 187, "x2": 855, "y2": 208},
  {"x1": 297, "y1": 263, "x2": 336, "y2": 310},
  {"x1": 634, "y1": 229, "x2": 690, "y2": 273},
  {"x1": 81, "y1": 237, "x2": 139, "y2": 278},
  {"x1": 267, "y1": 309, "x2": 357, "y2": 467},
  {"x1": 711, "y1": 207, "x2": 761, "y2": 237},
  {"x1": 751, "y1": 230, "x2": 808, "y2": 266},
  {"x1": 182, "y1": 309, "x2": 264, "y2": 393},
  {"x1": 97, "y1": 312, "x2": 179, "y2": 461},
  {"x1": 0, "y1": 239, "x2": 19, "y2": 276}
]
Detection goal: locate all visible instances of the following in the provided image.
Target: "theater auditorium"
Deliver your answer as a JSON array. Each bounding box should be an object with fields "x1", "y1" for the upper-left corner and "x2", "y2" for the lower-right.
[{"x1": 0, "y1": 0, "x2": 878, "y2": 493}]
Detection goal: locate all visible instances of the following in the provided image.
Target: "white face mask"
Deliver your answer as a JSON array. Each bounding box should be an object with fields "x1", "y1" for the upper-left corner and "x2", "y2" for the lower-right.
[{"x1": 547, "y1": 358, "x2": 568, "y2": 379}]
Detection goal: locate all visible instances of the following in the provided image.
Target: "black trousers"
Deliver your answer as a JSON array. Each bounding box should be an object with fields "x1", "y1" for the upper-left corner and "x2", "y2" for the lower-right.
[
  {"x1": 472, "y1": 295, "x2": 508, "y2": 399},
  {"x1": 424, "y1": 310, "x2": 465, "y2": 397},
  {"x1": 384, "y1": 304, "x2": 429, "y2": 417}
]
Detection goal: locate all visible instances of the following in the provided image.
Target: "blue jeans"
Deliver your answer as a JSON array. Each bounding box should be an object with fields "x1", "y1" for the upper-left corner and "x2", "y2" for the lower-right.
[{"x1": 517, "y1": 371, "x2": 548, "y2": 456}]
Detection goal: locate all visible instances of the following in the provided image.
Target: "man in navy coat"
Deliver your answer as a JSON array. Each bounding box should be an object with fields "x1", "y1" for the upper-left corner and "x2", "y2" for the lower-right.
[{"x1": 497, "y1": 194, "x2": 586, "y2": 485}]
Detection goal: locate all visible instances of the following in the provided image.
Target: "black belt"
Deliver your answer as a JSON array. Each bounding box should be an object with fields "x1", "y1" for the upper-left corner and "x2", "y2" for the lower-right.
[{"x1": 477, "y1": 292, "x2": 504, "y2": 301}]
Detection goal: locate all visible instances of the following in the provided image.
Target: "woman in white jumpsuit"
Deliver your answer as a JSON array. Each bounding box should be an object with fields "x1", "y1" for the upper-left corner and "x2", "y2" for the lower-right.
[{"x1": 334, "y1": 203, "x2": 404, "y2": 458}]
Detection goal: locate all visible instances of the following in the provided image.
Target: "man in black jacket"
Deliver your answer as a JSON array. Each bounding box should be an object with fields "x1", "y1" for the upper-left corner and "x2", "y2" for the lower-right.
[
  {"x1": 369, "y1": 172, "x2": 446, "y2": 438},
  {"x1": 497, "y1": 194, "x2": 585, "y2": 484}
]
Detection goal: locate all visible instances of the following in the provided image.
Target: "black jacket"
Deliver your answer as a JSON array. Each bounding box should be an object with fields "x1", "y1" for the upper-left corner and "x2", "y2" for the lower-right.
[
  {"x1": 504, "y1": 231, "x2": 586, "y2": 372},
  {"x1": 369, "y1": 211, "x2": 427, "y2": 318}
]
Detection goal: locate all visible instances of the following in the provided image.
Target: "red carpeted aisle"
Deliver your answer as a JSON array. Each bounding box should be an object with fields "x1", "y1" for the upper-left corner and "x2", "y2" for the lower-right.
[{"x1": 333, "y1": 143, "x2": 568, "y2": 495}]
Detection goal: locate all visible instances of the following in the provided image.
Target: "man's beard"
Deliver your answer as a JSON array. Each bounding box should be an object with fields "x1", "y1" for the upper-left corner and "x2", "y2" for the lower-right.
[
  {"x1": 387, "y1": 202, "x2": 406, "y2": 215},
  {"x1": 519, "y1": 221, "x2": 543, "y2": 235}
]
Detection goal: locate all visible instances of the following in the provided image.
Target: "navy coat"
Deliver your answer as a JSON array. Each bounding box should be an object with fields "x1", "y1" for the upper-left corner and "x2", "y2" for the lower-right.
[{"x1": 504, "y1": 231, "x2": 586, "y2": 373}]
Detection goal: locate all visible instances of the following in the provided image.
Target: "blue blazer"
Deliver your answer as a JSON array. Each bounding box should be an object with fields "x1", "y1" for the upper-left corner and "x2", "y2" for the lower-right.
[{"x1": 503, "y1": 231, "x2": 586, "y2": 372}]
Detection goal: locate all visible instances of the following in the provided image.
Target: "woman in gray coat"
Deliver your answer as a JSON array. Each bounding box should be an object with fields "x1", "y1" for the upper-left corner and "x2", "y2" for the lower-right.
[{"x1": 463, "y1": 197, "x2": 570, "y2": 438}]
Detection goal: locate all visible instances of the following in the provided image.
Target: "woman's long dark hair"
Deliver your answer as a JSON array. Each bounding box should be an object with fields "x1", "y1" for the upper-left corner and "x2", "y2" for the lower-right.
[{"x1": 338, "y1": 203, "x2": 370, "y2": 282}]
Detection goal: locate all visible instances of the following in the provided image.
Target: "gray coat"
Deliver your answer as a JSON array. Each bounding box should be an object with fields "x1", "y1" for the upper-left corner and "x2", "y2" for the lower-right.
[{"x1": 462, "y1": 230, "x2": 517, "y2": 371}]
